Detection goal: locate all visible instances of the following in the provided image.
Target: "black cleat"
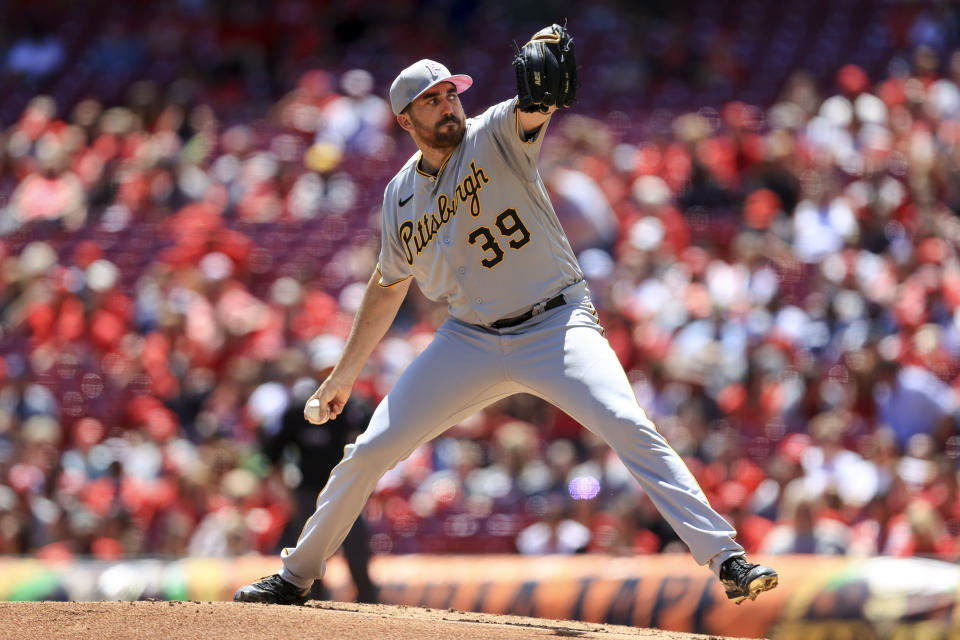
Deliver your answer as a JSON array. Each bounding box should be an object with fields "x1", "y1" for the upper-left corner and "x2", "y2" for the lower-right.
[
  {"x1": 719, "y1": 556, "x2": 778, "y2": 604},
  {"x1": 234, "y1": 574, "x2": 310, "y2": 605}
]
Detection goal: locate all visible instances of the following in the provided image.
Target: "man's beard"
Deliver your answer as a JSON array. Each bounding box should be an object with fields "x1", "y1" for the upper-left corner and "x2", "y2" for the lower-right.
[{"x1": 412, "y1": 113, "x2": 465, "y2": 149}]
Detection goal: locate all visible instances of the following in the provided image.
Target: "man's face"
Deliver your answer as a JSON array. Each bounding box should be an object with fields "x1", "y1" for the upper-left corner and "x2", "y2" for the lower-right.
[{"x1": 406, "y1": 83, "x2": 466, "y2": 149}]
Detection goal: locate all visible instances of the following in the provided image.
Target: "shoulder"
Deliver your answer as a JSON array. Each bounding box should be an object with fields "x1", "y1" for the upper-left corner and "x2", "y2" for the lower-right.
[
  {"x1": 383, "y1": 152, "x2": 420, "y2": 199},
  {"x1": 469, "y1": 97, "x2": 520, "y2": 131}
]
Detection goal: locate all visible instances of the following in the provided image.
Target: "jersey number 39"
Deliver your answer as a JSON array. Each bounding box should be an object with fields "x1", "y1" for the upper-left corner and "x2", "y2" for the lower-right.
[{"x1": 467, "y1": 208, "x2": 531, "y2": 269}]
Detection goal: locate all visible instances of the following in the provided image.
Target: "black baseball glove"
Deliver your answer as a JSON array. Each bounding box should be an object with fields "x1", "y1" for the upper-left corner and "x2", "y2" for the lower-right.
[{"x1": 513, "y1": 23, "x2": 578, "y2": 114}]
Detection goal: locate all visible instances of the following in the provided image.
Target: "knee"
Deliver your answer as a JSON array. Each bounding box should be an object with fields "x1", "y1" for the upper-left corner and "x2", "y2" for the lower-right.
[
  {"x1": 632, "y1": 413, "x2": 668, "y2": 441},
  {"x1": 341, "y1": 434, "x2": 400, "y2": 471},
  {"x1": 608, "y1": 411, "x2": 669, "y2": 448},
  {"x1": 608, "y1": 405, "x2": 656, "y2": 433}
]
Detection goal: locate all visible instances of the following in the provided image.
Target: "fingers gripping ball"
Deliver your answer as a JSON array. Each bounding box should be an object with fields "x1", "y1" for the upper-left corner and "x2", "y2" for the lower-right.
[
  {"x1": 304, "y1": 397, "x2": 328, "y2": 424},
  {"x1": 513, "y1": 23, "x2": 578, "y2": 114}
]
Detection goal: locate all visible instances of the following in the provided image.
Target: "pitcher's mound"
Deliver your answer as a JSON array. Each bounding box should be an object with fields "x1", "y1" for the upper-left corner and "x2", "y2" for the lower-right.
[{"x1": 0, "y1": 600, "x2": 753, "y2": 640}]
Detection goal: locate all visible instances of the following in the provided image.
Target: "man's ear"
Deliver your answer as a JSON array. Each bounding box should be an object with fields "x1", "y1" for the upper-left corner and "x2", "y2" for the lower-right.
[{"x1": 397, "y1": 113, "x2": 414, "y2": 132}]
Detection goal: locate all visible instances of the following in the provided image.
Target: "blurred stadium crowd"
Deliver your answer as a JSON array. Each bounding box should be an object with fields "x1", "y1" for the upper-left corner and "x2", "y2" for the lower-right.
[{"x1": 1, "y1": 0, "x2": 960, "y2": 565}]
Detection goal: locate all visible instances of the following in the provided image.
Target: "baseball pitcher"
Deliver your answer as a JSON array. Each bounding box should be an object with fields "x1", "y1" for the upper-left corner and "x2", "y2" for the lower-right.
[{"x1": 236, "y1": 24, "x2": 778, "y2": 607}]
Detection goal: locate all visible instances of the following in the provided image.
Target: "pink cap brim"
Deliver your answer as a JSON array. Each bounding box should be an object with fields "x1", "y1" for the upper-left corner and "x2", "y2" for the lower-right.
[{"x1": 414, "y1": 74, "x2": 473, "y2": 103}]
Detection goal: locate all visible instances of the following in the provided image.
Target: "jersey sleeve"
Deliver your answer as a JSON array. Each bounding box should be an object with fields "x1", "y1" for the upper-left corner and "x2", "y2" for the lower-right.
[
  {"x1": 483, "y1": 97, "x2": 549, "y2": 179},
  {"x1": 377, "y1": 188, "x2": 413, "y2": 286}
]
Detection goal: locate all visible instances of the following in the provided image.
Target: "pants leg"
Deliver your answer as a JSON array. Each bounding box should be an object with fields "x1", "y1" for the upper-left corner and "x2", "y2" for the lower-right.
[
  {"x1": 280, "y1": 321, "x2": 517, "y2": 588},
  {"x1": 305, "y1": 518, "x2": 375, "y2": 602},
  {"x1": 506, "y1": 301, "x2": 743, "y2": 570},
  {"x1": 277, "y1": 484, "x2": 324, "y2": 551}
]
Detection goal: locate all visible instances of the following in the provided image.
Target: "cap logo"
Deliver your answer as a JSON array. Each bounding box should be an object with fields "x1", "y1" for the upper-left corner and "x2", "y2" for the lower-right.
[{"x1": 425, "y1": 61, "x2": 442, "y2": 79}]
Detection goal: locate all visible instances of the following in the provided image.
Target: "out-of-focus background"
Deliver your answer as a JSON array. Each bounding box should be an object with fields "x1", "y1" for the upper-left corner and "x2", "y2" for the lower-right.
[{"x1": 1, "y1": 0, "x2": 960, "y2": 636}]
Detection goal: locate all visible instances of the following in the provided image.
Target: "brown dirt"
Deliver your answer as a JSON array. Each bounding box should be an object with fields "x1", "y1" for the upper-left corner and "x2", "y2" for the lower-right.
[{"x1": 0, "y1": 601, "x2": 756, "y2": 640}]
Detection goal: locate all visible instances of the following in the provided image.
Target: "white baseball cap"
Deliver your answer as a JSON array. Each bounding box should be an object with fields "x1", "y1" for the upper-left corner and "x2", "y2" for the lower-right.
[{"x1": 389, "y1": 59, "x2": 473, "y2": 115}]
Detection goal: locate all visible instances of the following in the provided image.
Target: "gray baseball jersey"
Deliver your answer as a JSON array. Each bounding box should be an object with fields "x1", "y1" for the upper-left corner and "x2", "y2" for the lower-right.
[
  {"x1": 277, "y1": 97, "x2": 747, "y2": 596},
  {"x1": 377, "y1": 98, "x2": 583, "y2": 326}
]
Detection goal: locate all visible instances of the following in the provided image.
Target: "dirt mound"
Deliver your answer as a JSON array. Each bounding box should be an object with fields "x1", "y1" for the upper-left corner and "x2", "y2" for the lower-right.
[{"x1": 0, "y1": 601, "x2": 752, "y2": 639}]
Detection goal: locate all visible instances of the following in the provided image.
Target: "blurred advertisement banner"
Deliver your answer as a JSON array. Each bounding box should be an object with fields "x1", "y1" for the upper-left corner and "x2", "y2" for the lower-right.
[{"x1": 0, "y1": 554, "x2": 958, "y2": 639}]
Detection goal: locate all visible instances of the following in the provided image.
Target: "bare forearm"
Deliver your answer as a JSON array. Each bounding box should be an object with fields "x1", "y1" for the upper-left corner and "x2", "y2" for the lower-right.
[
  {"x1": 331, "y1": 271, "x2": 410, "y2": 384},
  {"x1": 517, "y1": 105, "x2": 556, "y2": 135}
]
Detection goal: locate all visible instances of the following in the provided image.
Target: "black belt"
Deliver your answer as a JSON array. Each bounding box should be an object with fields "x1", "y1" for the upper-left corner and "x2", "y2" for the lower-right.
[{"x1": 489, "y1": 294, "x2": 566, "y2": 329}]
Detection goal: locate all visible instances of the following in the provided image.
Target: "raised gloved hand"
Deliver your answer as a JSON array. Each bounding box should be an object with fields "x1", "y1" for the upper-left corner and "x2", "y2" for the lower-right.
[{"x1": 513, "y1": 23, "x2": 578, "y2": 114}]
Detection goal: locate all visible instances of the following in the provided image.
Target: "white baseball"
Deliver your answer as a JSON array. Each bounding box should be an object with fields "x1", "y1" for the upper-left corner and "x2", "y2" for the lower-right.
[{"x1": 305, "y1": 398, "x2": 326, "y2": 424}]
